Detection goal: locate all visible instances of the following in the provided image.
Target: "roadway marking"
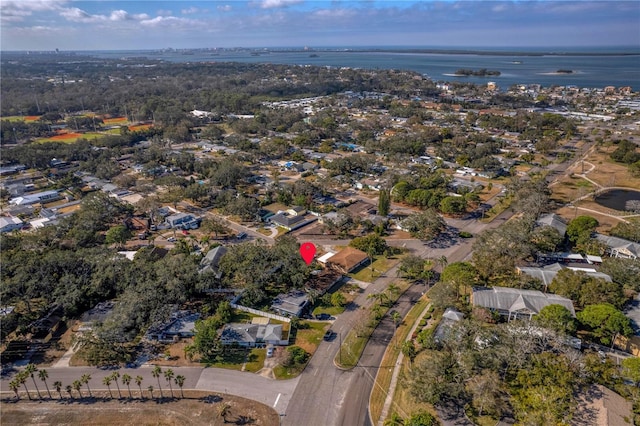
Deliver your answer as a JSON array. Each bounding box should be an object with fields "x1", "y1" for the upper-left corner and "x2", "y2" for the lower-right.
[{"x1": 273, "y1": 393, "x2": 281, "y2": 408}]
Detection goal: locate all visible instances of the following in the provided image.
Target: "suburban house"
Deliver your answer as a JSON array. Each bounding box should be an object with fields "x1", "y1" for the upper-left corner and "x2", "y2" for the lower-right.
[
  {"x1": 535, "y1": 213, "x2": 567, "y2": 236},
  {"x1": 166, "y1": 212, "x2": 200, "y2": 229},
  {"x1": 434, "y1": 307, "x2": 465, "y2": 344},
  {"x1": 0, "y1": 215, "x2": 23, "y2": 233},
  {"x1": 9, "y1": 190, "x2": 61, "y2": 206},
  {"x1": 271, "y1": 291, "x2": 309, "y2": 317},
  {"x1": 145, "y1": 310, "x2": 201, "y2": 342},
  {"x1": 517, "y1": 263, "x2": 612, "y2": 289},
  {"x1": 471, "y1": 286, "x2": 576, "y2": 321},
  {"x1": 269, "y1": 208, "x2": 316, "y2": 231},
  {"x1": 220, "y1": 321, "x2": 286, "y2": 347},
  {"x1": 326, "y1": 246, "x2": 369, "y2": 274},
  {"x1": 595, "y1": 234, "x2": 640, "y2": 260},
  {"x1": 199, "y1": 246, "x2": 228, "y2": 278}
]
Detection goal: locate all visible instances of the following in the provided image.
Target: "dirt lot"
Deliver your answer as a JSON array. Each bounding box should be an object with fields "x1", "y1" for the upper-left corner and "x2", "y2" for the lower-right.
[{"x1": 1, "y1": 391, "x2": 278, "y2": 426}]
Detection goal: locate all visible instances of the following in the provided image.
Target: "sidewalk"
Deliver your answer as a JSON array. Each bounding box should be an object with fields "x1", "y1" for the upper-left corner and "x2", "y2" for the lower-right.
[{"x1": 377, "y1": 302, "x2": 432, "y2": 425}]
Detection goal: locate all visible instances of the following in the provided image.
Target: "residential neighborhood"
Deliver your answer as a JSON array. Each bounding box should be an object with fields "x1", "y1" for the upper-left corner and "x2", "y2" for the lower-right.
[{"x1": 1, "y1": 45, "x2": 640, "y2": 426}]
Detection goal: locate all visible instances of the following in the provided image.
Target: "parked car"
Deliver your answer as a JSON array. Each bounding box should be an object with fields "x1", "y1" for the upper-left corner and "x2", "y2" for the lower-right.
[
  {"x1": 324, "y1": 330, "x2": 334, "y2": 341},
  {"x1": 237, "y1": 232, "x2": 247, "y2": 239},
  {"x1": 266, "y1": 346, "x2": 275, "y2": 357},
  {"x1": 316, "y1": 313, "x2": 331, "y2": 321},
  {"x1": 167, "y1": 237, "x2": 177, "y2": 243}
]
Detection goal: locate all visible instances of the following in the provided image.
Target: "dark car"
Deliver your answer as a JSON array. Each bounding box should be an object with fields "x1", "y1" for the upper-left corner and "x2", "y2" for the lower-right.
[
  {"x1": 316, "y1": 313, "x2": 331, "y2": 321},
  {"x1": 324, "y1": 330, "x2": 334, "y2": 341}
]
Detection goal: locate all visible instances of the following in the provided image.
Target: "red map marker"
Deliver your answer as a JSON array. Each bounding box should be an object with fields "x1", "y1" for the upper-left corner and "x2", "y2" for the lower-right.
[{"x1": 300, "y1": 242, "x2": 316, "y2": 265}]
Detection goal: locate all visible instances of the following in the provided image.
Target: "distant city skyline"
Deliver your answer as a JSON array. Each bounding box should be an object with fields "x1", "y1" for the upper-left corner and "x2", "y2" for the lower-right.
[{"x1": 2, "y1": 1, "x2": 639, "y2": 51}]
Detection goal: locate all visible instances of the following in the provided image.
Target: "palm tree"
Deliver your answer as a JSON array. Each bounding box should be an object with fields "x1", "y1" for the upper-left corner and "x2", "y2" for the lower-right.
[
  {"x1": 437, "y1": 255, "x2": 448, "y2": 270},
  {"x1": 17, "y1": 371, "x2": 31, "y2": 400},
  {"x1": 134, "y1": 376, "x2": 144, "y2": 399},
  {"x1": 164, "y1": 368, "x2": 175, "y2": 398},
  {"x1": 174, "y1": 375, "x2": 186, "y2": 398},
  {"x1": 383, "y1": 412, "x2": 405, "y2": 426},
  {"x1": 38, "y1": 369, "x2": 52, "y2": 399},
  {"x1": 25, "y1": 363, "x2": 42, "y2": 399},
  {"x1": 9, "y1": 379, "x2": 20, "y2": 400},
  {"x1": 66, "y1": 385, "x2": 73, "y2": 400},
  {"x1": 81, "y1": 374, "x2": 92, "y2": 398},
  {"x1": 147, "y1": 385, "x2": 154, "y2": 400},
  {"x1": 152, "y1": 366, "x2": 163, "y2": 398},
  {"x1": 53, "y1": 381, "x2": 63, "y2": 400},
  {"x1": 110, "y1": 371, "x2": 122, "y2": 398},
  {"x1": 121, "y1": 374, "x2": 132, "y2": 399},
  {"x1": 218, "y1": 403, "x2": 231, "y2": 424},
  {"x1": 72, "y1": 380, "x2": 83, "y2": 398},
  {"x1": 102, "y1": 376, "x2": 113, "y2": 399}
]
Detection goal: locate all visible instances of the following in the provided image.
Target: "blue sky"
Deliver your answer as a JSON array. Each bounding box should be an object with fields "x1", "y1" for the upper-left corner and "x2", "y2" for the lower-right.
[{"x1": 2, "y1": 1, "x2": 639, "y2": 51}]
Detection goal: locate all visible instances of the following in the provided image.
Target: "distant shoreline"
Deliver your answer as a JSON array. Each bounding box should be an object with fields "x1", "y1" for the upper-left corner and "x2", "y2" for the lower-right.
[{"x1": 333, "y1": 48, "x2": 640, "y2": 57}]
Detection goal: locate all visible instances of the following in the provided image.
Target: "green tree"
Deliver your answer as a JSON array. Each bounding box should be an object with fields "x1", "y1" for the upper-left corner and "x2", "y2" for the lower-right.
[
  {"x1": 533, "y1": 304, "x2": 576, "y2": 334},
  {"x1": 439, "y1": 196, "x2": 467, "y2": 215},
  {"x1": 466, "y1": 370, "x2": 504, "y2": 417},
  {"x1": 398, "y1": 254, "x2": 430, "y2": 281},
  {"x1": 566, "y1": 215, "x2": 598, "y2": 245},
  {"x1": 330, "y1": 292, "x2": 347, "y2": 307},
  {"x1": 38, "y1": 369, "x2": 52, "y2": 399},
  {"x1": 164, "y1": 368, "x2": 175, "y2": 398},
  {"x1": 66, "y1": 384, "x2": 74, "y2": 400},
  {"x1": 578, "y1": 303, "x2": 633, "y2": 346},
  {"x1": 440, "y1": 262, "x2": 478, "y2": 297},
  {"x1": 81, "y1": 373, "x2": 92, "y2": 398},
  {"x1": 25, "y1": 364, "x2": 42, "y2": 399},
  {"x1": 53, "y1": 381, "x2": 63, "y2": 400},
  {"x1": 383, "y1": 412, "x2": 404, "y2": 426},
  {"x1": 622, "y1": 357, "x2": 640, "y2": 387},
  {"x1": 105, "y1": 224, "x2": 131, "y2": 248},
  {"x1": 404, "y1": 411, "x2": 437, "y2": 426},
  {"x1": 401, "y1": 340, "x2": 417, "y2": 365},
  {"x1": 400, "y1": 210, "x2": 446, "y2": 240},
  {"x1": 110, "y1": 371, "x2": 122, "y2": 398},
  {"x1": 72, "y1": 379, "x2": 83, "y2": 398},
  {"x1": 189, "y1": 315, "x2": 224, "y2": 361},
  {"x1": 135, "y1": 375, "x2": 144, "y2": 399},
  {"x1": 122, "y1": 373, "x2": 132, "y2": 398},
  {"x1": 174, "y1": 375, "x2": 186, "y2": 398},
  {"x1": 378, "y1": 189, "x2": 391, "y2": 217},
  {"x1": 9, "y1": 379, "x2": 21, "y2": 400},
  {"x1": 152, "y1": 366, "x2": 163, "y2": 398},
  {"x1": 102, "y1": 376, "x2": 113, "y2": 399},
  {"x1": 349, "y1": 234, "x2": 388, "y2": 256}
]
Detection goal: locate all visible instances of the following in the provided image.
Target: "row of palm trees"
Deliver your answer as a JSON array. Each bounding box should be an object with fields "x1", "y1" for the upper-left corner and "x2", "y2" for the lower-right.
[{"x1": 8, "y1": 364, "x2": 187, "y2": 401}]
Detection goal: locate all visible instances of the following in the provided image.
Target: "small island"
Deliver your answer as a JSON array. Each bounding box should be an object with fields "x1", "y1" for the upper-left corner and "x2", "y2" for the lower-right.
[
  {"x1": 454, "y1": 68, "x2": 501, "y2": 76},
  {"x1": 556, "y1": 69, "x2": 574, "y2": 74}
]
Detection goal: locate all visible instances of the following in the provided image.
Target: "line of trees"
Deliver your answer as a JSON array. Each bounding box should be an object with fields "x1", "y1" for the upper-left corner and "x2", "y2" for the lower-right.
[{"x1": 8, "y1": 364, "x2": 186, "y2": 402}]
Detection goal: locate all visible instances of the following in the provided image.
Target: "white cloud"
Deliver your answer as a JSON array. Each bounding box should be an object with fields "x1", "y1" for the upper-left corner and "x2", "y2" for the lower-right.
[
  {"x1": 1, "y1": 0, "x2": 67, "y2": 23},
  {"x1": 59, "y1": 7, "x2": 151, "y2": 24},
  {"x1": 259, "y1": 0, "x2": 303, "y2": 9},
  {"x1": 181, "y1": 7, "x2": 200, "y2": 15},
  {"x1": 140, "y1": 16, "x2": 200, "y2": 29},
  {"x1": 157, "y1": 9, "x2": 173, "y2": 17},
  {"x1": 217, "y1": 5, "x2": 232, "y2": 12}
]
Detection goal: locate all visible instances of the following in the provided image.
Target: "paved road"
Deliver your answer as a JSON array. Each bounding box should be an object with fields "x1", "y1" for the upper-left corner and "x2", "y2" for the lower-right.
[{"x1": 1, "y1": 365, "x2": 297, "y2": 413}]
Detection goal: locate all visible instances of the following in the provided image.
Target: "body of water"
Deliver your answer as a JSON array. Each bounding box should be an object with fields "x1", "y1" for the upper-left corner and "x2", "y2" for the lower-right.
[
  {"x1": 87, "y1": 48, "x2": 640, "y2": 90},
  {"x1": 595, "y1": 189, "x2": 640, "y2": 212}
]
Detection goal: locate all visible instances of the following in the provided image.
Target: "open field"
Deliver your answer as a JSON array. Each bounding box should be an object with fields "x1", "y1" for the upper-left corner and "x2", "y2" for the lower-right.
[
  {"x1": 103, "y1": 116, "x2": 128, "y2": 125},
  {"x1": 1, "y1": 391, "x2": 278, "y2": 426}
]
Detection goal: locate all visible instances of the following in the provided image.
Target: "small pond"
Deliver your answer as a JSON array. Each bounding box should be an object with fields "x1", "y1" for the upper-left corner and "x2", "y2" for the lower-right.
[{"x1": 594, "y1": 189, "x2": 640, "y2": 212}]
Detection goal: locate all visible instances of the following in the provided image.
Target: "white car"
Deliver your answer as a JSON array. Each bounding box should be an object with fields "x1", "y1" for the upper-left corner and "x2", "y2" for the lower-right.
[
  {"x1": 266, "y1": 346, "x2": 275, "y2": 357},
  {"x1": 167, "y1": 237, "x2": 177, "y2": 243}
]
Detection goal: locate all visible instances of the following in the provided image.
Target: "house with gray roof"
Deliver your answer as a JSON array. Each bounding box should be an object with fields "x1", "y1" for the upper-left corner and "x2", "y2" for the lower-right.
[
  {"x1": 536, "y1": 213, "x2": 567, "y2": 236},
  {"x1": 517, "y1": 263, "x2": 612, "y2": 289},
  {"x1": 595, "y1": 234, "x2": 640, "y2": 260},
  {"x1": 220, "y1": 323, "x2": 285, "y2": 347},
  {"x1": 271, "y1": 291, "x2": 309, "y2": 317},
  {"x1": 472, "y1": 286, "x2": 575, "y2": 321},
  {"x1": 199, "y1": 246, "x2": 228, "y2": 278}
]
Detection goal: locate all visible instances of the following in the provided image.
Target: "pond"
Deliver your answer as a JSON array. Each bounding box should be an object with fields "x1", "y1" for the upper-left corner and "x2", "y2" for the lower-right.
[{"x1": 594, "y1": 189, "x2": 640, "y2": 212}]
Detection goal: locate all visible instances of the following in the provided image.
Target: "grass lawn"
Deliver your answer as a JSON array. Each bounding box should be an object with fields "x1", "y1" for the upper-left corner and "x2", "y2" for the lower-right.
[
  {"x1": 370, "y1": 296, "x2": 431, "y2": 424},
  {"x1": 335, "y1": 280, "x2": 410, "y2": 369},
  {"x1": 244, "y1": 348, "x2": 266, "y2": 373},
  {"x1": 292, "y1": 321, "x2": 328, "y2": 352},
  {"x1": 350, "y1": 256, "x2": 398, "y2": 283}
]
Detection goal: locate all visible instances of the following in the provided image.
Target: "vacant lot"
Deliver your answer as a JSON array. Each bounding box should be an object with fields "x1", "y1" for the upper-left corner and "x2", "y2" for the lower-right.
[{"x1": 1, "y1": 391, "x2": 277, "y2": 426}]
